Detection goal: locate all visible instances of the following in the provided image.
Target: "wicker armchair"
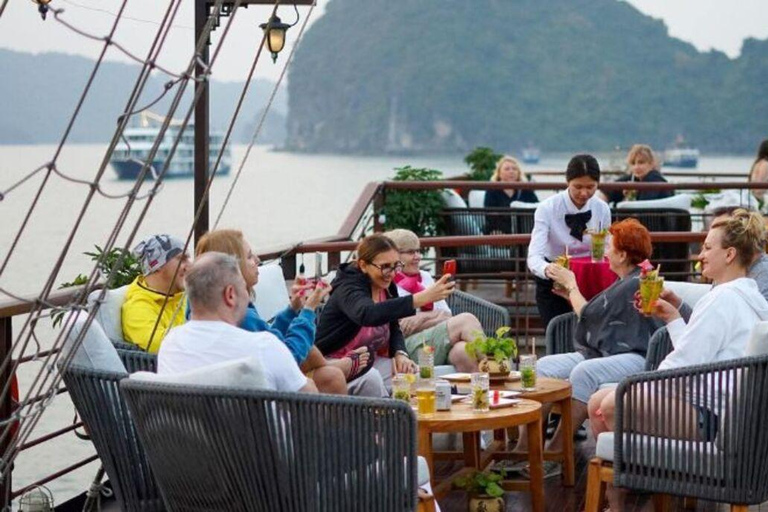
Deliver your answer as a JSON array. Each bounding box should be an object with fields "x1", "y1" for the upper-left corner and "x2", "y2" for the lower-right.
[
  {"x1": 447, "y1": 289, "x2": 510, "y2": 336},
  {"x1": 544, "y1": 312, "x2": 577, "y2": 355},
  {"x1": 117, "y1": 349, "x2": 158, "y2": 373},
  {"x1": 60, "y1": 364, "x2": 165, "y2": 511},
  {"x1": 121, "y1": 381, "x2": 418, "y2": 512},
  {"x1": 587, "y1": 354, "x2": 768, "y2": 512}
]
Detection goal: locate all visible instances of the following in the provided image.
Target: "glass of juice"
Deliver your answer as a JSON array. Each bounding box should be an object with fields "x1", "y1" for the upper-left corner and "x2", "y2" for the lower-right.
[
  {"x1": 640, "y1": 275, "x2": 664, "y2": 315},
  {"x1": 520, "y1": 354, "x2": 537, "y2": 391},
  {"x1": 392, "y1": 374, "x2": 411, "y2": 403},
  {"x1": 590, "y1": 231, "x2": 608, "y2": 262},
  {"x1": 416, "y1": 379, "x2": 437, "y2": 417},
  {"x1": 470, "y1": 372, "x2": 490, "y2": 413}
]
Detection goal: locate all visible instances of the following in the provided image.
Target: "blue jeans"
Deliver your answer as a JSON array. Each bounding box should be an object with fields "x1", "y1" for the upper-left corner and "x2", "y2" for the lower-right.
[{"x1": 537, "y1": 352, "x2": 645, "y2": 403}]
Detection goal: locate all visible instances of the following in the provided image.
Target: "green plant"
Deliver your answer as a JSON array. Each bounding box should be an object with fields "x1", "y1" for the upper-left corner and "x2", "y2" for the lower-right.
[
  {"x1": 54, "y1": 245, "x2": 142, "y2": 327},
  {"x1": 465, "y1": 327, "x2": 518, "y2": 361},
  {"x1": 453, "y1": 469, "x2": 506, "y2": 498},
  {"x1": 383, "y1": 166, "x2": 445, "y2": 237},
  {"x1": 464, "y1": 147, "x2": 502, "y2": 181},
  {"x1": 691, "y1": 188, "x2": 722, "y2": 210}
]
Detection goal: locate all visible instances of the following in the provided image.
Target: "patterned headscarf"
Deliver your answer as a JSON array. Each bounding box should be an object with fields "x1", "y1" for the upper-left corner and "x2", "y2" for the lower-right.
[{"x1": 132, "y1": 234, "x2": 186, "y2": 275}]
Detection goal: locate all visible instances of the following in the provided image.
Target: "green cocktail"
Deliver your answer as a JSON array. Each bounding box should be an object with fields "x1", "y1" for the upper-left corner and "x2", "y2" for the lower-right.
[
  {"x1": 519, "y1": 354, "x2": 537, "y2": 391},
  {"x1": 590, "y1": 231, "x2": 608, "y2": 262},
  {"x1": 640, "y1": 275, "x2": 664, "y2": 315}
]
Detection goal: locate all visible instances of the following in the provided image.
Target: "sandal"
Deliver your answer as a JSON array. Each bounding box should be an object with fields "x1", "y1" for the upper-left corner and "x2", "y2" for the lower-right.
[{"x1": 345, "y1": 347, "x2": 374, "y2": 382}]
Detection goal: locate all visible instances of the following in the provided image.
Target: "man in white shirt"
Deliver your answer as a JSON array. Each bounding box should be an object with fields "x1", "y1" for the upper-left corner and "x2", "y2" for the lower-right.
[
  {"x1": 158, "y1": 251, "x2": 317, "y2": 393},
  {"x1": 527, "y1": 154, "x2": 612, "y2": 328}
]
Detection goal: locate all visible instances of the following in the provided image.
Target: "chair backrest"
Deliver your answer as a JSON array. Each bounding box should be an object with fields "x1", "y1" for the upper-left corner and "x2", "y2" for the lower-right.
[
  {"x1": 87, "y1": 285, "x2": 129, "y2": 344},
  {"x1": 117, "y1": 349, "x2": 158, "y2": 374},
  {"x1": 253, "y1": 262, "x2": 291, "y2": 322},
  {"x1": 122, "y1": 381, "x2": 418, "y2": 512},
  {"x1": 615, "y1": 193, "x2": 693, "y2": 211},
  {"x1": 446, "y1": 290, "x2": 510, "y2": 337},
  {"x1": 664, "y1": 281, "x2": 711, "y2": 309},
  {"x1": 61, "y1": 312, "x2": 126, "y2": 373},
  {"x1": 545, "y1": 312, "x2": 577, "y2": 355},
  {"x1": 60, "y1": 364, "x2": 165, "y2": 511},
  {"x1": 467, "y1": 190, "x2": 486, "y2": 208}
]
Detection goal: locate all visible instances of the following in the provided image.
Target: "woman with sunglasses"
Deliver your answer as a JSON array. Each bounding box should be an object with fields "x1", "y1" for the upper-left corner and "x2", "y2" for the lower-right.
[{"x1": 316, "y1": 233, "x2": 455, "y2": 396}]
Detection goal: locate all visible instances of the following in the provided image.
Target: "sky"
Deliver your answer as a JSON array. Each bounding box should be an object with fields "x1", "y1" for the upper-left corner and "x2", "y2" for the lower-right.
[{"x1": 1, "y1": 0, "x2": 767, "y2": 83}]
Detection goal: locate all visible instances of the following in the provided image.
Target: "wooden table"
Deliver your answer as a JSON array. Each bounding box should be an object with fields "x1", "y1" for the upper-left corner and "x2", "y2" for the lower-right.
[
  {"x1": 417, "y1": 399, "x2": 545, "y2": 512},
  {"x1": 493, "y1": 376, "x2": 575, "y2": 486}
]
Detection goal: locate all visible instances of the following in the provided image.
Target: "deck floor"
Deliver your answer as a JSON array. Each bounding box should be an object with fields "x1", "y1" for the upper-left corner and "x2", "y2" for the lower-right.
[{"x1": 435, "y1": 430, "x2": 768, "y2": 512}]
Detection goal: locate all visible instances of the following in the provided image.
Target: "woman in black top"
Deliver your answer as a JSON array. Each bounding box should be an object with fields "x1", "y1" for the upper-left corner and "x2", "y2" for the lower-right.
[
  {"x1": 316, "y1": 234, "x2": 454, "y2": 392},
  {"x1": 602, "y1": 144, "x2": 673, "y2": 205},
  {"x1": 484, "y1": 155, "x2": 538, "y2": 234}
]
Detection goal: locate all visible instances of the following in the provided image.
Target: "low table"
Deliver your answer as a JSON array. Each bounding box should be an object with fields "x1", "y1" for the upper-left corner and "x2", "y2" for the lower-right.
[
  {"x1": 417, "y1": 399, "x2": 544, "y2": 512},
  {"x1": 493, "y1": 376, "x2": 575, "y2": 486}
]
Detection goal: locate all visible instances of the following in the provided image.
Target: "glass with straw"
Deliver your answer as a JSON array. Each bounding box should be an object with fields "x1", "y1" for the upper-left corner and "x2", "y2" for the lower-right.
[
  {"x1": 589, "y1": 223, "x2": 608, "y2": 262},
  {"x1": 639, "y1": 262, "x2": 664, "y2": 315}
]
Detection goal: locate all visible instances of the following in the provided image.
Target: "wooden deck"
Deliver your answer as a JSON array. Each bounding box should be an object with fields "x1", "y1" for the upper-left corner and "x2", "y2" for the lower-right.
[{"x1": 436, "y1": 429, "x2": 768, "y2": 512}]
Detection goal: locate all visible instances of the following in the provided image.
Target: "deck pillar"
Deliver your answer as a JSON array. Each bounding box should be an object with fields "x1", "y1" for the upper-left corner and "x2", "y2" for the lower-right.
[{"x1": 194, "y1": 0, "x2": 211, "y2": 246}]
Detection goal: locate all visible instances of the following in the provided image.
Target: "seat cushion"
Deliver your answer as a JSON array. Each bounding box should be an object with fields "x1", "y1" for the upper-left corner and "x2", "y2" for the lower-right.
[
  {"x1": 441, "y1": 189, "x2": 468, "y2": 209},
  {"x1": 87, "y1": 286, "x2": 129, "y2": 344},
  {"x1": 131, "y1": 357, "x2": 268, "y2": 389},
  {"x1": 596, "y1": 432, "x2": 722, "y2": 477},
  {"x1": 616, "y1": 193, "x2": 692, "y2": 210},
  {"x1": 417, "y1": 456, "x2": 430, "y2": 487},
  {"x1": 467, "y1": 190, "x2": 486, "y2": 208},
  {"x1": 664, "y1": 281, "x2": 711, "y2": 308},
  {"x1": 61, "y1": 312, "x2": 126, "y2": 373},
  {"x1": 252, "y1": 263, "x2": 291, "y2": 322}
]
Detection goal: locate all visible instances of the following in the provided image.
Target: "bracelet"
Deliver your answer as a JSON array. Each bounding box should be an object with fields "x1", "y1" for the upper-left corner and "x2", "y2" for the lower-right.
[{"x1": 395, "y1": 350, "x2": 409, "y2": 359}]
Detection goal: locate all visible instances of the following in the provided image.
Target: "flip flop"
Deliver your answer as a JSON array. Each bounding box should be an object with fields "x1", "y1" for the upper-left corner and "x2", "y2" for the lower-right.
[{"x1": 345, "y1": 347, "x2": 374, "y2": 383}]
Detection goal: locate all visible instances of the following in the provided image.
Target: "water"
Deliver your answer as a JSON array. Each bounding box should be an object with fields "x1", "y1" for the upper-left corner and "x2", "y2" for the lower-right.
[{"x1": 0, "y1": 143, "x2": 755, "y2": 505}]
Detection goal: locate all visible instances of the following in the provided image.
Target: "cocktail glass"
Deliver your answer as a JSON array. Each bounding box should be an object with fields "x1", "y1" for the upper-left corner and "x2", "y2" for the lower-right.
[
  {"x1": 392, "y1": 374, "x2": 411, "y2": 403},
  {"x1": 640, "y1": 275, "x2": 665, "y2": 315},
  {"x1": 470, "y1": 372, "x2": 490, "y2": 413},
  {"x1": 418, "y1": 348, "x2": 435, "y2": 379},
  {"x1": 590, "y1": 231, "x2": 608, "y2": 262},
  {"x1": 520, "y1": 354, "x2": 537, "y2": 391},
  {"x1": 552, "y1": 254, "x2": 571, "y2": 292}
]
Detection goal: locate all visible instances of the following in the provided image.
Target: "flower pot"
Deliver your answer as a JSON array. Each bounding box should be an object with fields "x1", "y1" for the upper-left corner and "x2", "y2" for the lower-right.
[
  {"x1": 478, "y1": 356, "x2": 511, "y2": 380},
  {"x1": 468, "y1": 494, "x2": 505, "y2": 512}
]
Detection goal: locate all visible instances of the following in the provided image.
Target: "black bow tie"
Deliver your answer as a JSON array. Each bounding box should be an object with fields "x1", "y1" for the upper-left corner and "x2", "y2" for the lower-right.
[{"x1": 564, "y1": 211, "x2": 592, "y2": 241}]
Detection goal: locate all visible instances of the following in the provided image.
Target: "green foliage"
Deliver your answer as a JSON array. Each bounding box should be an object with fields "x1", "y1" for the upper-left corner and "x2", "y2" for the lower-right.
[
  {"x1": 690, "y1": 189, "x2": 722, "y2": 209},
  {"x1": 453, "y1": 469, "x2": 506, "y2": 498},
  {"x1": 465, "y1": 326, "x2": 518, "y2": 361},
  {"x1": 464, "y1": 147, "x2": 502, "y2": 181},
  {"x1": 54, "y1": 246, "x2": 141, "y2": 327},
  {"x1": 383, "y1": 166, "x2": 445, "y2": 237}
]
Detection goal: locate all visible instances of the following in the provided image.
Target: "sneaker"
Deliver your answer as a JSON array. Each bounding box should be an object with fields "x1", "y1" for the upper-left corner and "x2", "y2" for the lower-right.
[
  {"x1": 521, "y1": 460, "x2": 562, "y2": 479},
  {"x1": 489, "y1": 459, "x2": 528, "y2": 475}
]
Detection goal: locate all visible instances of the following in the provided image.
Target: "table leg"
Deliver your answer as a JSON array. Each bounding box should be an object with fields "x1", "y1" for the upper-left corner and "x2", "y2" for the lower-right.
[
  {"x1": 418, "y1": 429, "x2": 434, "y2": 484},
  {"x1": 462, "y1": 431, "x2": 481, "y2": 469},
  {"x1": 527, "y1": 417, "x2": 544, "y2": 512},
  {"x1": 560, "y1": 397, "x2": 576, "y2": 486}
]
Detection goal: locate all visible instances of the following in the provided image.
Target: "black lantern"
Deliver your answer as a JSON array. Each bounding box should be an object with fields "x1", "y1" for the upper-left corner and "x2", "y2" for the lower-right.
[
  {"x1": 259, "y1": 14, "x2": 291, "y2": 63},
  {"x1": 32, "y1": 0, "x2": 52, "y2": 20}
]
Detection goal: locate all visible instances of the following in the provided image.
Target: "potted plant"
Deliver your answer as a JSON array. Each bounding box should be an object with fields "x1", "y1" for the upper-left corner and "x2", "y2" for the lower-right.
[
  {"x1": 464, "y1": 327, "x2": 518, "y2": 380},
  {"x1": 453, "y1": 469, "x2": 506, "y2": 512},
  {"x1": 382, "y1": 166, "x2": 445, "y2": 237}
]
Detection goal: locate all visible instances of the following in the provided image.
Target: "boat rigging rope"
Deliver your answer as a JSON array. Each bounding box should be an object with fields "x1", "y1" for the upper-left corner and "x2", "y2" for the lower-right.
[{"x1": 0, "y1": 0, "x2": 253, "y2": 482}]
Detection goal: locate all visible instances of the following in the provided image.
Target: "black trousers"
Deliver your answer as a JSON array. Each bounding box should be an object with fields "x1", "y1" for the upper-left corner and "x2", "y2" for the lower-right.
[{"x1": 534, "y1": 276, "x2": 573, "y2": 331}]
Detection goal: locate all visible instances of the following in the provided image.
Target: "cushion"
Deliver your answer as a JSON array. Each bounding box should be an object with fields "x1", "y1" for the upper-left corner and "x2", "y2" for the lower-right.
[
  {"x1": 132, "y1": 357, "x2": 268, "y2": 389},
  {"x1": 253, "y1": 263, "x2": 291, "y2": 322},
  {"x1": 509, "y1": 200, "x2": 540, "y2": 209},
  {"x1": 595, "y1": 432, "x2": 721, "y2": 477},
  {"x1": 616, "y1": 193, "x2": 692, "y2": 210},
  {"x1": 60, "y1": 312, "x2": 126, "y2": 373},
  {"x1": 87, "y1": 286, "x2": 129, "y2": 344},
  {"x1": 467, "y1": 190, "x2": 486, "y2": 208},
  {"x1": 746, "y1": 321, "x2": 768, "y2": 356},
  {"x1": 703, "y1": 189, "x2": 756, "y2": 214},
  {"x1": 664, "y1": 280, "x2": 711, "y2": 308},
  {"x1": 417, "y1": 456, "x2": 430, "y2": 486},
  {"x1": 441, "y1": 189, "x2": 467, "y2": 209}
]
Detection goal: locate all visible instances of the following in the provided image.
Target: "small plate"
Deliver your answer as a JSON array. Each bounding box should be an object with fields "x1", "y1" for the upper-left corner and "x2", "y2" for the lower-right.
[
  {"x1": 460, "y1": 390, "x2": 521, "y2": 403},
  {"x1": 441, "y1": 373, "x2": 472, "y2": 382}
]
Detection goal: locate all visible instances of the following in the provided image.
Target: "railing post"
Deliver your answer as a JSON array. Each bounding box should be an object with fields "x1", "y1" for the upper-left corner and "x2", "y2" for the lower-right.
[
  {"x1": 0, "y1": 317, "x2": 12, "y2": 511},
  {"x1": 281, "y1": 252, "x2": 297, "y2": 280},
  {"x1": 373, "y1": 186, "x2": 386, "y2": 233}
]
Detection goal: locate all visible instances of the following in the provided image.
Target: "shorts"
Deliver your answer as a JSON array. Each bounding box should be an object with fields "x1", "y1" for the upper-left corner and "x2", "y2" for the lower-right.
[{"x1": 404, "y1": 321, "x2": 451, "y2": 365}]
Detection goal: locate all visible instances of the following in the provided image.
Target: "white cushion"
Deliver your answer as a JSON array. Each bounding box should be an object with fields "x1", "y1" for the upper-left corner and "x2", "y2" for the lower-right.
[
  {"x1": 441, "y1": 189, "x2": 467, "y2": 209},
  {"x1": 595, "y1": 432, "x2": 721, "y2": 477},
  {"x1": 664, "y1": 280, "x2": 711, "y2": 308},
  {"x1": 509, "y1": 200, "x2": 540, "y2": 209},
  {"x1": 616, "y1": 193, "x2": 692, "y2": 210},
  {"x1": 132, "y1": 357, "x2": 268, "y2": 389},
  {"x1": 253, "y1": 263, "x2": 291, "y2": 322},
  {"x1": 703, "y1": 189, "x2": 755, "y2": 213},
  {"x1": 467, "y1": 190, "x2": 486, "y2": 208},
  {"x1": 61, "y1": 312, "x2": 126, "y2": 373},
  {"x1": 417, "y1": 456, "x2": 431, "y2": 486},
  {"x1": 87, "y1": 286, "x2": 129, "y2": 344},
  {"x1": 746, "y1": 321, "x2": 768, "y2": 356}
]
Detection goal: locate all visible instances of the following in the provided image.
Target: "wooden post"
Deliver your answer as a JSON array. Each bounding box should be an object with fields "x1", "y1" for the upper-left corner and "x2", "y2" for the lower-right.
[{"x1": 193, "y1": 0, "x2": 211, "y2": 246}]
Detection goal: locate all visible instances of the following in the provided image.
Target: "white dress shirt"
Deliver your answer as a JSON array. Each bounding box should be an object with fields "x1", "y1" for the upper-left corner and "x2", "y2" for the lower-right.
[{"x1": 527, "y1": 190, "x2": 612, "y2": 279}]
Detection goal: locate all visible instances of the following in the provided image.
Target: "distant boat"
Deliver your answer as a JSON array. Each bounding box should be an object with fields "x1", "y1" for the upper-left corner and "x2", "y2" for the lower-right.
[
  {"x1": 521, "y1": 146, "x2": 541, "y2": 164},
  {"x1": 110, "y1": 111, "x2": 231, "y2": 180},
  {"x1": 664, "y1": 147, "x2": 700, "y2": 168}
]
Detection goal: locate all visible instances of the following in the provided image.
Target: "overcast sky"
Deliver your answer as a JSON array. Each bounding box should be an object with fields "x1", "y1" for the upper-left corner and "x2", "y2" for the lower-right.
[{"x1": 1, "y1": 0, "x2": 767, "y2": 83}]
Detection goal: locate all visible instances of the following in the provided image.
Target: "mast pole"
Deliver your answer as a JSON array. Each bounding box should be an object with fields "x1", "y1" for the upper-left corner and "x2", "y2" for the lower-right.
[{"x1": 194, "y1": 0, "x2": 210, "y2": 246}]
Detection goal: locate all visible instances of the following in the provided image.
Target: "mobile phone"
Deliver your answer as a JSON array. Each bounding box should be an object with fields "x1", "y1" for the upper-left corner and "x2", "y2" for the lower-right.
[{"x1": 443, "y1": 259, "x2": 457, "y2": 278}]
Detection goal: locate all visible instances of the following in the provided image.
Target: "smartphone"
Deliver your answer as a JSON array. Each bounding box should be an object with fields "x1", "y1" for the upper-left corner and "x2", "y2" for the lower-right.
[{"x1": 443, "y1": 259, "x2": 457, "y2": 278}]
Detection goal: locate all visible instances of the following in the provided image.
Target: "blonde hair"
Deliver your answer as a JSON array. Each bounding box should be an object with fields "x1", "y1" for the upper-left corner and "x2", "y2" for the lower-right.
[
  {"x1": 710, "y1": 209, "x2": 766, "y2": 268},
  {"x1": 490, "y1": 156, "x2": 522, "y2": 182},
  {"x1": 626, "y1": 144, "x2": 658, "y2": 170},
  {"x1": 384, "y1": 229, "x2": 419, "y2": 251},
  {"x1": 195, "y1": 229, "x2": 249, "y2": 279}
]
